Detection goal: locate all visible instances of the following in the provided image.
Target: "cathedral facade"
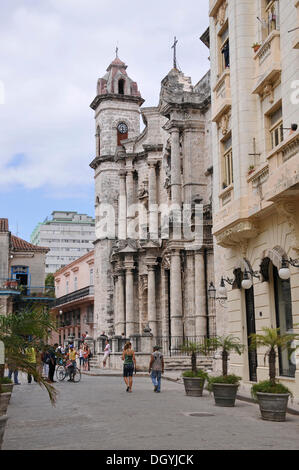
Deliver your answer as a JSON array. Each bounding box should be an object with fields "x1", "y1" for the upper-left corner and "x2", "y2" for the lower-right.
[{"x1": 90, "y1": 54, "x2": 215, "y2": 349}]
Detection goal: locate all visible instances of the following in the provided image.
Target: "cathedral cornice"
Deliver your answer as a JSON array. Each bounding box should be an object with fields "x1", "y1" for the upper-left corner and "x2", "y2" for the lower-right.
[{"x1": 90, "y1": 93, "x2": 144, "y2": 110}]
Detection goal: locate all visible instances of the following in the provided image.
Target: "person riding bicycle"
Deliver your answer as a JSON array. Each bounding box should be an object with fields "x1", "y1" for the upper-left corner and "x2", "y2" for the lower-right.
[{"x1": 67, "y1": 346, "x2": 77, "y2": 382}]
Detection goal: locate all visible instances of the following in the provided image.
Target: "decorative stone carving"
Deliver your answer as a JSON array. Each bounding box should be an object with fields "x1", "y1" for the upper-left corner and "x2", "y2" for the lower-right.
[
  {"x1": 219, "y1": 112, "x2": 230, "y2": 135},
  {"x1": 114, "y1": 146, "x2": 126, "y2": 161},
  {"x1": 215, "y1": 1, "x2": 227, "y2": 26},
  {"x1": 138, "y1": 179, "x2": 149, "y2": 200},
  {"x1": 262, "y1": 82, "x2": 274, "y2": 103},
  {"x1": 215, "y1": 220, "x2": 259, "y2": 248},
  {"x1": 162, "y1": 252, "x2": 171, "y2": 270},
  {"x1": 276, "y1": 201, "x2": 299, "y2": 252}
]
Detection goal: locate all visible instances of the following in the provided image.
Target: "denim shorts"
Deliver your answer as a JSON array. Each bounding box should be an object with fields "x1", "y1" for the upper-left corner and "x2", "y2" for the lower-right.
[{"x1": 123, "y1": 364, "x2": 134, "y2": 377}]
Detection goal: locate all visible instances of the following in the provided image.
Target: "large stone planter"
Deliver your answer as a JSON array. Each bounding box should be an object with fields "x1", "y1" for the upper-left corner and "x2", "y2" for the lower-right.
[
  {"x1": 183, "y1": 377, "x2": 205, "y2": 397},
  {"x1": 1, "y1": 384, "x2": 13, "y2": 393},
  {"x1": 212, "y1": 383, "x2": 239, "y2": 407},
  {"x1": 0, "y1": 393, "x2": 12, "y2": 415},
  {"x1": 256, "y1": 392, "x2": 289, "y2": 422},
  {"x1": 0, "y1": 415, "x2": 8, "y2": 449}
]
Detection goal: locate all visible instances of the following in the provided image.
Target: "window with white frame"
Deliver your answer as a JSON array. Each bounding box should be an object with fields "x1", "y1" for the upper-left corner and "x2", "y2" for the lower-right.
[
  {"x1": 269, "y1": 106, "x2": 283, "y2": 149},
  {"x1": 219, "y1": 24, "x2": 230, "y2": 73},
  {"x1": 221, "y1": 134, "x2": 233, "y2": 188}
]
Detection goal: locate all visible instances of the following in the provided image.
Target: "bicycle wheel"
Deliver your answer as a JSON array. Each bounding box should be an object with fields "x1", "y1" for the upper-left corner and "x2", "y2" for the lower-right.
[
  {"x1": 72, "y1": 367, "x2": 81, "y2": 383},
  {"x1": 56, "y1": 365, "x2": 66, "y2": 381}
]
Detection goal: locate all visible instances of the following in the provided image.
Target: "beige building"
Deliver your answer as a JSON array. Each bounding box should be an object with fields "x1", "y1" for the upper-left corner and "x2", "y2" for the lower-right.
[
  {"x1": 0, "y1": 218, "x2": 50, "y2": 315},
  {"x1": 89, "y1": 53, "x2": 215, "y2": 354},
  {"x1": 209, "y1": 0, "x2": 299, "y2": 397}
]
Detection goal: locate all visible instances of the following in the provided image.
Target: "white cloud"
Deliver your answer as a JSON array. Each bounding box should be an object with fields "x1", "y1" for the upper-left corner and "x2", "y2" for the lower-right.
[{"x1": 0, "y1": 1, "x2": 210, "y2": 192}]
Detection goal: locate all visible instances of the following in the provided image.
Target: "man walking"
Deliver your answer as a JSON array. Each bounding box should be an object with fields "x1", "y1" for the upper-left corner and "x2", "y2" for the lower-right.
[
  {"x1": 148, "y1": 345, "x2": 164, "y2": 393},
  {"x1": 48, "y1": 343, "x2": 58, "y2": 383}
]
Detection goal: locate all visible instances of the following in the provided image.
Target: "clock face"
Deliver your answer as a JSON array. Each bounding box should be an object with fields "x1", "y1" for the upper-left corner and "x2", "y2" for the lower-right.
[{"x1": 117, "y1": 122, "x2": 128, "y2": 134}]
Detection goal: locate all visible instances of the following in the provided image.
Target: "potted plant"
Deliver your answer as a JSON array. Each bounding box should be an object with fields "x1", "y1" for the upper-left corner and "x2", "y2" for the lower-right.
[
  {"x1": 252, "y1": 42, "x2": 261, "y2": 53},
  {"x1": 207, "y1": 335, "x2": 244, "y2": 407},
  {"x1": 249, "y1": 327, "x2": 299, "y2": 422},
  {"x1": 180, "y1": 341, "x2": 210, "y2": 397},
  {"x1": 248, "y1": 165, "x2": 255, "y2": 175},
  {"x1": 0, "y1": 377, "x2": 13, "y2": 393}
]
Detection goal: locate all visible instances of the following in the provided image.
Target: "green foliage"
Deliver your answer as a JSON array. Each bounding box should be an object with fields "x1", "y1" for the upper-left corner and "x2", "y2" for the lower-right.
[
  {"x1": 251, "y1": 380, "x2": 293, "y2": 399},
  {"x1": 0, "y1": 377, "x2": 13, "y2": 384},
  {"x1": 180, "y1": 339, "x2": 213, "y2": 374},
  {"x1": 249, "y1": 327, "x2": 299, "y2": 384},
  {"x1": 0, "y1": 305, "x2": 58, "y2": 404},
  {"x1": 249, "y1": 327, "x2": 299, "y2": 355},
  {"x1": 45, "y1": 273, "x2": 55, "y2": 298},
  {"x1": 209, "y1": 335, "x2": 244, "y2": 355},
  {"x1": 182, "y1": 369, "x2": 208, "y2": 379},
  {"x1": 207, "y1": 374, "x2": 241, "y2": 392}
]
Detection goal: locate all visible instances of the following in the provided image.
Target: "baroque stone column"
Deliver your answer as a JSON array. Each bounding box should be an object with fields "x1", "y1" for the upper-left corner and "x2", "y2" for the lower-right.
[
  {"x1": 183, "y1": 128, "x2": 193, "y2": 205},
  {"x1": 146, "y1": 258, "x2": 158, "y2": 338},
  {"x1": 126, "y1": 169, "x2": 135, "y2": 222},
  {"x1": 115, "y1": 269, "x2": 125, "y2": 336},
  {"x1": 184, "y1": 251, "x2": 195, "y2": 337},
  {"x1": 124, "y1": 256, "x2": 135, "y2": 336},
  {"x1": 148, "y1": 162, "x2": 158, "y2": 240},
  {"x1": 118, "y1": 170, "x2": 127, "y2": 240},
  {"x1": 170, "y1": 249, "x2": 183, "y2": 338},
  {"x1": 170, "y1": 129, "x2": 181, "y2": 206},
  {"x1": 194, "y1": 250, "x2": 207, "y2": 337}
]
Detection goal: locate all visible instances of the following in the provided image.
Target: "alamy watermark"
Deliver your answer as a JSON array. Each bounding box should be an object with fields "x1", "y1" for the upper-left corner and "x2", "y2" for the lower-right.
[
  {"x1": 95, "y1": 202, "x2": 205, "y2": 244},
  {"x1": 290, "y1": 80, "x2": 299, "y2": 105}
]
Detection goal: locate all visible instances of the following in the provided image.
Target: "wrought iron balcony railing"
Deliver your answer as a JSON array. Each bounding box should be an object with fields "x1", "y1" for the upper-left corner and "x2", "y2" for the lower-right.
[{"x1": 54, "y1": 285, "x2": 94, "y2": 307}]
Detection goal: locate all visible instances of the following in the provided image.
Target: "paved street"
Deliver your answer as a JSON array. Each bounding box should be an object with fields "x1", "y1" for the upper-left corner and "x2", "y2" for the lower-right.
[{"x1": 2, "y1": 375, "x2": 299, "y2": 450}]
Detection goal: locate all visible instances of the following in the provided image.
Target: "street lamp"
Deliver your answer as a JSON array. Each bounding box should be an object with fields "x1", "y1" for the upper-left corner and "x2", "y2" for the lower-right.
[
  {"x1": 278, "y1": 256, "x2": 299, "y2": 280},
  {"x1": 241, "y1": 269, "x2": 253, "y2": 290},
  {"x1": 208, "y1": 281, "x2": 228, "y2": 304}
]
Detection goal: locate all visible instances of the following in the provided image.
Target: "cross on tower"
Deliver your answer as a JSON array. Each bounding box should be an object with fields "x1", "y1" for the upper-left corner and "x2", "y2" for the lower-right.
[
  {"x1": 171, "y1": 36, "x2": 178, "y2": 69},
  {"x1": 115, "y1": 45, "x2": 119, "y2": 58}
]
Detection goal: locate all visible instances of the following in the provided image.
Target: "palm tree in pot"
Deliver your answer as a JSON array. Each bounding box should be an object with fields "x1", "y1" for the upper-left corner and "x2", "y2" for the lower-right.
[
  {"x1": 207, "y1": 335, "x2": 244, "y2": 407},
  {"x1": 180, "y1": 340, "x2": 210, "y2": 397},
  {"x1": 249, "y1": 327, "x2": 299, "y2": 422}
]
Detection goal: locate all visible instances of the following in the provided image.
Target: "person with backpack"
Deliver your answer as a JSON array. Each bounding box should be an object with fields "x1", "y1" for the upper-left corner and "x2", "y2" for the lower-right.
[{"x1": 148, "y1": 345, "x2": 164, "y2": 393}]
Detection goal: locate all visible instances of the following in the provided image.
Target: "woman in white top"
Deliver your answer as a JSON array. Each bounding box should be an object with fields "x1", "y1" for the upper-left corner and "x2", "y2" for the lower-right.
[{"x1": 103, "y1": 340, "x2": 111, "y2": 368}]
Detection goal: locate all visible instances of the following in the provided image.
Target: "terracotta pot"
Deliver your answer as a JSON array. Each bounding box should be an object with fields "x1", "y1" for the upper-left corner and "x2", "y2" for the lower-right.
[{"x1": 256, "y1": 392, "x2": 289, "y2": 422}]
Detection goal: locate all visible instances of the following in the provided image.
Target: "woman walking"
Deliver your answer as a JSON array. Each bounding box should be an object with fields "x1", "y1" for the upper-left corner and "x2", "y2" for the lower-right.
[{"x1": 122, "y1": 342, "x2": 136, "y2": 393}]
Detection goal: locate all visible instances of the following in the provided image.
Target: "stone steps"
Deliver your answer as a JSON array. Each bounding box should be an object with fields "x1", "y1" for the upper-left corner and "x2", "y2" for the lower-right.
[{"x1": 163, "y1": 356, "x2": 213, "y2": 371}]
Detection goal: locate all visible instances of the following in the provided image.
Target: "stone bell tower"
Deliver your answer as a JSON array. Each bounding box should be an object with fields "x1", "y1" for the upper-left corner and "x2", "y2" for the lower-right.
[{"x1": 90, "y1": 52, "x2": 144, "y2": 337}]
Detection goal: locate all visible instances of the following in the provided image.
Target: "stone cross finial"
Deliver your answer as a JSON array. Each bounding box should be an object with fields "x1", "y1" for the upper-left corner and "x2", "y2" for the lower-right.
[
  {"x1": 171, "y1": 36, "x2": 178, "y2": 69},
  {"x1": 115, "y1": 45, "x2": 119, "y2": 58}
]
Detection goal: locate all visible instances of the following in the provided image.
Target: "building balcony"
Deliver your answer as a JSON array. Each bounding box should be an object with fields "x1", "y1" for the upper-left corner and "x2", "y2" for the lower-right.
[
  {"x1": 54, "y1": 285, "x2": 94, "y2": 308},
  {"x1": 212, "y1": 69, "x2": 231, "y2": 123},
  {"x1": 0, "y1": 279, "x2": 21, "y2": 296},
  {"x1": 219, "y1": 183, "x2": 234, "y2": 207},
  {"x1": 252, "y1": 30, "x2": 281, "y2": 97}
]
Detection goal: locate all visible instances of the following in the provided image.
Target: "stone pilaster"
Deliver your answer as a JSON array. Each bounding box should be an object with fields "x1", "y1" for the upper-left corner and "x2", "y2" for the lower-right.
[
  {"x1": 115, "y1": 269, "x2": 125, "y2": 336},
  {"x1": 161, "y1": 266, "x2": 169, "y2": 338},
  {"x1": 124, "y1": 256, "x2": 135, "y2": 336},
  {"x1": 170, "y1": 249, "x2": 183, "y2": 338},
  {"x1": 194, "y1": 250, "x2": 207, "y2": 337},
  {"x1": 146, "y1": 257, "x2": 158, "y2": 338},
  {"x1": 170, "y1": 129, "x2": 181, "y2": 206},
  {"x1": 148, "y1": 162, "x2": 158, "y2": 239},
  {"x1": 118, "y1": 170, "x2": 127, "y2": 240},
  {"x1": 184, "y1": 251, "x2": 195, "y2": 336},
  {"x1": 126, "y1": 169, "x2": 135, "y2": 220}
]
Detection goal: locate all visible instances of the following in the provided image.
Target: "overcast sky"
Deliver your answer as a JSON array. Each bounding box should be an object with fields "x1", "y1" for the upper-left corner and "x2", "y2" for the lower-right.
[{"x1": 0, "y1": 0, "x2": 210, "y2": 241}]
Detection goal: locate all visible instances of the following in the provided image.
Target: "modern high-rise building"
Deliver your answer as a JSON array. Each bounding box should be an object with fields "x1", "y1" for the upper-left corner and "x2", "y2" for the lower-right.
[{"x1": 31, "y1": 211, "x2": 96, "y2": 273}]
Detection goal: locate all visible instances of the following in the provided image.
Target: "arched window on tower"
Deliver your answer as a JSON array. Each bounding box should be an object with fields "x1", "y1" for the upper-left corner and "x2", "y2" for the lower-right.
[{"x1": 118, "y1": 79, "x2": 125, "y2": 95}]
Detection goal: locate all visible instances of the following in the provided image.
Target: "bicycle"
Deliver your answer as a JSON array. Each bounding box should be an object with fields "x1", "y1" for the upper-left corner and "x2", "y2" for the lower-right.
[{"x1": 56, "y1": 360, "x2": 81, "y2": 383}]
